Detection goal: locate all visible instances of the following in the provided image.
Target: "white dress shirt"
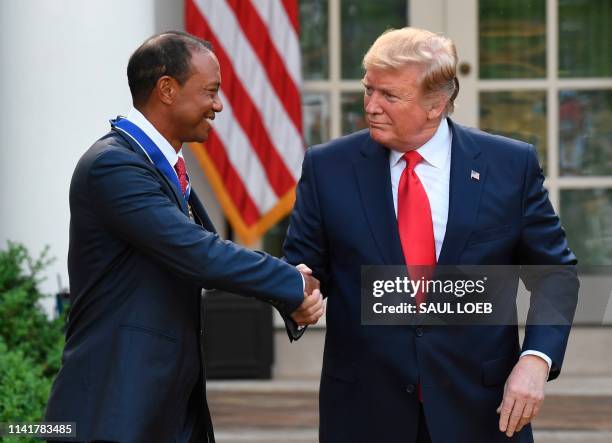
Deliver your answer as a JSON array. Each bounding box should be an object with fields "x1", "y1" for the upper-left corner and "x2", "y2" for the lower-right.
[{"x1": 389, "y1": 118, "x2": 551, "y2": 371}]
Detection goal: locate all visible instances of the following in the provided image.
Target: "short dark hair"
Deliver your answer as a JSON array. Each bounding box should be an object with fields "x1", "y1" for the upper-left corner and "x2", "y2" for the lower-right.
[{"x1": 127, "y1": 31, "x2": 213, "y2": 107}]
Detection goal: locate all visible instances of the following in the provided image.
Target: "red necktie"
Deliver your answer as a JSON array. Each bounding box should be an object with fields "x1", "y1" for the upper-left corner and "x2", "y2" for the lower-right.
[
  {"x1": 397, "y1": 150, "x2": 436, "y2": 305},
  {"x1": 397, "y1": 151, "x2": 436, "y2": 402},
  {"x1": 174, "y1": 157, "x2": 188, "y2": 197}
]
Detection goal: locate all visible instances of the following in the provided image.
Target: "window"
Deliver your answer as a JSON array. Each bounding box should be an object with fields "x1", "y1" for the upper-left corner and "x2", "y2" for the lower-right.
[
  {"x1": 475, "y1": 0, "x2": 612, "y2": 265},
  {"x1": 300, "y1": 0, "x2": 409, "y2": 144}
]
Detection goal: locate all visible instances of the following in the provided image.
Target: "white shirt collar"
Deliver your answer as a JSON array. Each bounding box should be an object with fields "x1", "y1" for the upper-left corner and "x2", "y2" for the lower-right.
[
  {"x1": 389, "y1": 118, "x2": 451, "y2": 169},
  {"x1": 126, "y1": 107, "x2": 182, "y2": 167}
]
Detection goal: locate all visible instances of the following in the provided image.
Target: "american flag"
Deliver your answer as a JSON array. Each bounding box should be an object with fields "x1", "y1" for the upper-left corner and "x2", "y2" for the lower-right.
[{"x1": 185, "y1": 0, "x2": 304, "y2": 244}]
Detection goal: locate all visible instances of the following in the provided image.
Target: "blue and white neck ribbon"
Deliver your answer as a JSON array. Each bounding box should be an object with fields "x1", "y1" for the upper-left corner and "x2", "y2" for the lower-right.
[{"x1": 111, "y1": 117, "x2": 191, "y2": 202}]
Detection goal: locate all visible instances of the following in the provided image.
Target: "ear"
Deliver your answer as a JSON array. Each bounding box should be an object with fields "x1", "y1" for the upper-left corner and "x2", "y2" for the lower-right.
[
  {"x1": 426, "y1": 94, "x2": 447, "y2": 120},
  {"x1": 155, "y1": 75, "x2": 178, "y2": 105}
]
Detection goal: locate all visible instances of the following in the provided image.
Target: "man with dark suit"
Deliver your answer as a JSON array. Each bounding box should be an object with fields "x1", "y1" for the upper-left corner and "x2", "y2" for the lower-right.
[
  {"x1": 283, "y1": 27, "x2": 578, "y2": 442},
  {"x1": 45, "y1": 31, "x2": 324, "y2": 443}
]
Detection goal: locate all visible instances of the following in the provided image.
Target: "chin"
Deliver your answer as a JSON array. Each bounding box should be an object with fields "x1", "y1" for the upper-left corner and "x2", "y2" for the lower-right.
[
  {"x1": 190, "y1": 130, "x2": 209, "y2": 143},
  {"x1": 369, "y1": 129, "x2": 388, "y2": 145}
]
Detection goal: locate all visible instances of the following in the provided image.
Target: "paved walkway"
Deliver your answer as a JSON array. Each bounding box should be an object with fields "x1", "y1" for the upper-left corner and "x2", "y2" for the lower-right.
[{"x1": 207, "y1": 377, "x2": 612, "y2": 442}]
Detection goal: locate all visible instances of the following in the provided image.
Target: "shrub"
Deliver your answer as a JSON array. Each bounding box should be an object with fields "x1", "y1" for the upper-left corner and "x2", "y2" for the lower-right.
[{"x1": 0, "y1": 242, "x2": 66, "y2": 436}]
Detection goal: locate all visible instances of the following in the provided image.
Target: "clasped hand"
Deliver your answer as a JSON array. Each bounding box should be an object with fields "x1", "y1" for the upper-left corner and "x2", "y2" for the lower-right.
[{"x1": 290, "y1": 264, "x2": 324, "y2": 326}]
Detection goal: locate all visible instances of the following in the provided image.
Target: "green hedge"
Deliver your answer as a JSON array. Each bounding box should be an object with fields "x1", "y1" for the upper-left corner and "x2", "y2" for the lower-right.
[{"x1": 0, "y1": 243, "x2": 67, "y2": 442}]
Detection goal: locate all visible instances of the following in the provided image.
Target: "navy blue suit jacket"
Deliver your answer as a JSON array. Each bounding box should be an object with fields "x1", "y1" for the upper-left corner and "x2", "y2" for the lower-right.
[
  {"x1": 45, "y1": 129, "x2": 304, "y2": 443},
  {"x1": 283, "y1": 119, "x2": 578, "y2": 443}
]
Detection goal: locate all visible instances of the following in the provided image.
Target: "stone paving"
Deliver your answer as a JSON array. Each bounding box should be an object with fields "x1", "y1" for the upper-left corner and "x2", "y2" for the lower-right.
[{"x1": 207, "y1": 379, "x2": 612, "y2": 433}]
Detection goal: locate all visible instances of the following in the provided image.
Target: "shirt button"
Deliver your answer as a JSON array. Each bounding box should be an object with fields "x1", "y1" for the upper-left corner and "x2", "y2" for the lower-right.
[
  {"x1": 415, "y1": 327, "x2": 424, "y2": 337},
  {"x1": 406, "y1": 384, "x2": 416, "y2": 394}
]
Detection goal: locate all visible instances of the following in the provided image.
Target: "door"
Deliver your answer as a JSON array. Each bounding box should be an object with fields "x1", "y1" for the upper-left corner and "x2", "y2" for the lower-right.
[{"x1": 415, "y1": 0, "x2": 612, "y2": 269}]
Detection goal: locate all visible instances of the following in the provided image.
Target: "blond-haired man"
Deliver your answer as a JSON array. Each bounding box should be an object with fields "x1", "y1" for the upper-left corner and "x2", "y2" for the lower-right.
[{"x1": 284, "y1": 27, "x2": 578, "y2": 443}]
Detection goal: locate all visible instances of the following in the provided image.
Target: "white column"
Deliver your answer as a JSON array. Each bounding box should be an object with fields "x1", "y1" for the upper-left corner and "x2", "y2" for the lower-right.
[
  {"x1": 409, "y1": 0, "x2": 446, "y2": 34},
  {"x1": 0, "y1": 0, "x2": 156, "y2": 303}
]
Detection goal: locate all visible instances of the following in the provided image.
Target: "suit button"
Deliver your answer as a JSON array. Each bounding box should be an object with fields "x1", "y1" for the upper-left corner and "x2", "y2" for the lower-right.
[
  {"x1": 406, "y1": 384, "x2": 416, "y2": 394},
  {"x1": 415, "y1": 327, "x2": 423, "y2": 337},
  {"x1": 200, "y1": 329, "x2": 204, "y2": 336}
]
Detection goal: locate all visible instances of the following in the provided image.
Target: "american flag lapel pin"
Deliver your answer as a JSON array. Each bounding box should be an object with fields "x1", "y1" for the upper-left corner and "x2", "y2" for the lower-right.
[{"x1": 470, "y1": 170, "x2": 480, "y2": 181}]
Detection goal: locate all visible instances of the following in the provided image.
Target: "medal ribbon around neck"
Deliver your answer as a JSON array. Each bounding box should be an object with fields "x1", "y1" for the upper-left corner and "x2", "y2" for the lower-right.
[{"x1": 111, "y1": 117, "x2": 191, "y2": 202}]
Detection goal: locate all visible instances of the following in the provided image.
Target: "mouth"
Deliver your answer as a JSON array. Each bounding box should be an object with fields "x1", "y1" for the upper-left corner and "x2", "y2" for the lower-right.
[
  {"x1": 203, "y1": 116, "x2": 215, "y2": 129},
  {"x1": 367, "y1": 117, "x2": 387, "y2": 125}
]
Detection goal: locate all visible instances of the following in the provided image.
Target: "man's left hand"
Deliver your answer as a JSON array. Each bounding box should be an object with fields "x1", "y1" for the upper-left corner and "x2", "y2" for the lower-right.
[{"x1": 497, "y1": 355, "x2": 549, "y2": 437}]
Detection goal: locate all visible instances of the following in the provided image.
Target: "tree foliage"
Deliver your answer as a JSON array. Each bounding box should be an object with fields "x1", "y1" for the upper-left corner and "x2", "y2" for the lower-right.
[{"x1": 0, "y1": 242, "x2": 66, "y2": 437}]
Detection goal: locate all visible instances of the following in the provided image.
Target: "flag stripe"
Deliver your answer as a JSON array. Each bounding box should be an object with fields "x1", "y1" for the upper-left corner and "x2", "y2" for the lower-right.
[
  {"x1": 280, "y1": 0, "x2": 300, "y2": 33},
  {"x1": 252, "y1": 0, "x2": 302, "y2": 86},
  {"x1": 213, "y1": 90, "x2": 278, "y2": 213},
  {"x1": 226, "y1": 0, "x2": 302, "y2": 132},
  {"x1": 186, "y1": 3, "x2": 297, "y2": 197},
  {"x1": 203, "y1": 132, "x2": 261, "y2": 225},
  {"x1": 193, "y1": 0, "x2": 304, "y2": 180}
]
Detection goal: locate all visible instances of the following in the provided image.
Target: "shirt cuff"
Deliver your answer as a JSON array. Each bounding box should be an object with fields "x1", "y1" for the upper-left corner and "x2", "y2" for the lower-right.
[
  {"x1": 520, "y1": 350, "x2": 552, "y2": 374},
  {"x1": 298, "y1": 273, "x2": 305, "y2": 331}
]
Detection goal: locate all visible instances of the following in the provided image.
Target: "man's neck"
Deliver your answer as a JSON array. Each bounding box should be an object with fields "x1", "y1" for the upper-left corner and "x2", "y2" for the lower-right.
[
  {"x1": 136, "y1": 105, "x2": 181, "y2": 153},
  {"x1": 399, "y1": 117, "x2": 443, "y2": 152}
]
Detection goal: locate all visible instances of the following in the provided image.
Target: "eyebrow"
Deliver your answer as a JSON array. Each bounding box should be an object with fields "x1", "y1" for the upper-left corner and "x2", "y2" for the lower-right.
[{"x1": 361, "y1": 80, "x2": 399, "y2": 96}]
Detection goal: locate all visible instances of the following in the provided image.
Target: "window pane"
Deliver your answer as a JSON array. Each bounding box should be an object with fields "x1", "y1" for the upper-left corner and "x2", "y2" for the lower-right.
[
  {"x1": 479, "y1": 91, "x2": 547, "y2": 173},
  {"x1": 561, "y1": 189, "x2": 612, "y2": 266},
  {"x1": 341, "y1": 92, "x2": 367, "y2": 135},
  {"x1": 341, "y1": 0, "x2": 408, "y2": 79},
  {"x1": 300, "y1": 0, "x2": 329, "y2": 80},
  {"x1": 303, "y1": 92, "x2": 330, "y2": 146},
  {"x1": 479, "y1": 0, "x2": 546, "y2": 79},
  {"x1": 559, "y1": 0, "x2": 612, "y2": 78},
  {"x1": 559, "y1": 90, "x2": 612, "y2": 176}
]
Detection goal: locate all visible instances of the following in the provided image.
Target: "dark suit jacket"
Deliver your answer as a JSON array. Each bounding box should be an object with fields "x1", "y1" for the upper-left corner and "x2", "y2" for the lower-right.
[
  {"x1": 283, "y1": 119, "x2": 578, "y2": 443},
  {"x1": 45, "y1": 129, "x2": 304, "y2": 443}
]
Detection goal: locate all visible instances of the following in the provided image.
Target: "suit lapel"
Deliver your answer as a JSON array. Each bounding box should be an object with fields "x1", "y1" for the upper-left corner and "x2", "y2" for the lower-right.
[
  {"x1": 189, "y1": 191, "x2": 217, "y2": 233},
  {"x1": 113, "y1": 129, "x2": 190, "y2": 216},
  {"x1": 438, "y1": 119, "x2": 487, "y2": 265},
  {"x1": 352, "y1": 135, "x2": 405, "y2": 265},
  {"x1": 113, "y1": 129, "x2": 218, "y2": 232}
]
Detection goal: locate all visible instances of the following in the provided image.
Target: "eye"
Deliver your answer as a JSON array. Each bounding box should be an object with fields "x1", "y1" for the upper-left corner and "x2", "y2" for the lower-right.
[
  {"x1": 383, "y1": 92, "x2": 398, "y2": 102},
  {"x1": 364, "y1": 86, "x2": 373, "y2": 96}
]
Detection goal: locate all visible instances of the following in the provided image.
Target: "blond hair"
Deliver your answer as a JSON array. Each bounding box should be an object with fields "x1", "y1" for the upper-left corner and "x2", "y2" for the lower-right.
[{"x1": 363, "y1": 27, "x2": 458, "y2": 115}]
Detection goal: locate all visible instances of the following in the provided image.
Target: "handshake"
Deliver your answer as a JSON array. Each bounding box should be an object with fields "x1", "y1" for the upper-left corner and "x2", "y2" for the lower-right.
[{"x1": 290, "y1": 264, "x2": 325, "y2": 327}]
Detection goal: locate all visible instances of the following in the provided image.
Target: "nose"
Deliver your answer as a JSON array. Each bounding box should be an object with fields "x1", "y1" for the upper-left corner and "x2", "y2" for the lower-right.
[
  {"x1": 213, "y1": 94, "x2": 223, "y2": 112},
  {"x1": 364, "y1": 92, "x2": 382, "y2": 115}
]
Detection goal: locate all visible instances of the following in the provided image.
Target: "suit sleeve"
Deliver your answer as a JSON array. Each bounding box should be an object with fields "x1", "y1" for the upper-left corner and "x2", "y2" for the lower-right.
[
  {"x1": 280, "y1": 148, "x2": 331, "y2": 341},
  {"x1": 517, "y1": 145, "x2": 579, "y2": 381},
  {"x1": 278, "y1": 260, "x2": 307, "y2": 342},
  {"x1": 283, "y1": 148, "x2": 330, "y2": 288},
  {"x1": 86, "y1": 149, "x2": 304, "y2": 317}
]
